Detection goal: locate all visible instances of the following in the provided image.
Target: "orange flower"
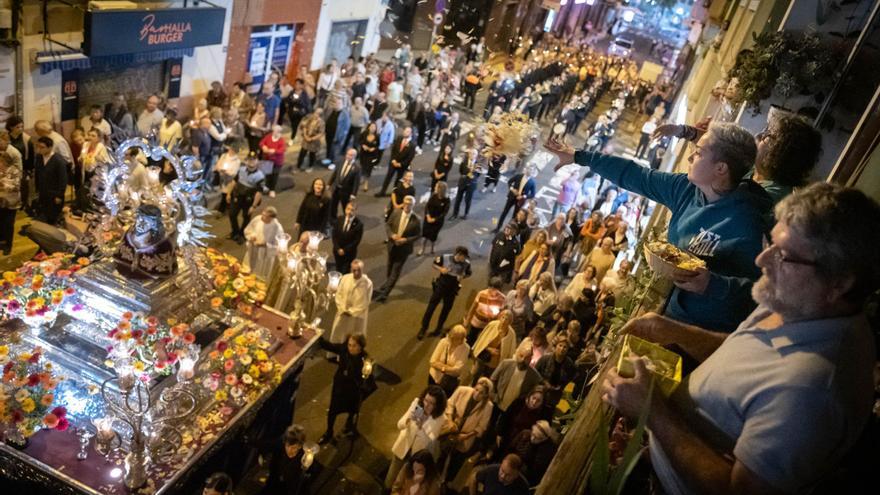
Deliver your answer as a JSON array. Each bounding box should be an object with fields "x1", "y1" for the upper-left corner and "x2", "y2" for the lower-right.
[
  {"x1": 40, "y1": 394, "x2": 54, "y2": 406},
  {"x1": 210, "y1": 297, "x2": 223, "y2": 308},
  {"x1": 43, "y1": 413, "x2": 59, "y2": 429},
  {"x1": 122, "y1": 311, "x2": 133, "y2": 320},
  {"x1": 55, "y1": 270, "x2": 71, "y2": 278},
  {"x1": 77, "y1": 257, "x2": 90, "y2": 266},
  {"x1": 118, "y1": 320, "x2": 131, "y2": 330}
]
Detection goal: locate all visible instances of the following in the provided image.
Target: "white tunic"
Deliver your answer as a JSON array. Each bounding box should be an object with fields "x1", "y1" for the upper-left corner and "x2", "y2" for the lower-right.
[
  {"x1": 329, "y1": 273, "x2": 372, "y2": 343},
  {"x1": 242, "y1": 217, "x2": 284, "y2": 279}
]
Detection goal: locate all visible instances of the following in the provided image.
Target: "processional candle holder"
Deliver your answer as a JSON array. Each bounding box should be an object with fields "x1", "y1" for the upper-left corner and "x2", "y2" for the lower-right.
[
  {"x1": 277, "y1": 232, "x2": 340, "y2": 339},
  {"x1": 100, "y1": 355, "x2": 198, "y2": 489}
]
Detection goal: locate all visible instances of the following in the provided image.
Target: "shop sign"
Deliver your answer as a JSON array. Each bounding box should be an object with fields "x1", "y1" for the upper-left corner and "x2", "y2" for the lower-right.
[
  {"x1": 167, "y1": 58, "x2": 183, "y2": 99},
  {"x1": 61, "y1": 70, "x2": 80, "y2": 122},
  {"x1": 83, "y1": 7, "x2": 225, "y2": 57}
]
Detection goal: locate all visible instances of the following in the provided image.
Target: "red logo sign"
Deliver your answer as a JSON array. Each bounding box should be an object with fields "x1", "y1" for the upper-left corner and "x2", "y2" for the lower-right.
[
  {"x1": 63, "y1": 80, "x2": 77, "y2": 96},
  {"x1": 139, "y1": 14, "x2": 192, "y2": 46}
]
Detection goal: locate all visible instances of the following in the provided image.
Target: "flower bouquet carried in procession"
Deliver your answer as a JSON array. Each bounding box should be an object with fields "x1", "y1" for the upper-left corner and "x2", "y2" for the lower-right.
[
  {"x1": 105, "y1": 312, "x2": 199, "y2": 380},
  {"x1": 201, "y1": 248, "x2": 268, "y2": 315},
  {"x1": 0, "y1": 345, "x2": 68, "y2": 444},
  {"x1": 0, "y1": 253, "x2": 90, "y2": 324},
  {"x1": 200, "y1": 326, "x2": 281, "y2": 406}
]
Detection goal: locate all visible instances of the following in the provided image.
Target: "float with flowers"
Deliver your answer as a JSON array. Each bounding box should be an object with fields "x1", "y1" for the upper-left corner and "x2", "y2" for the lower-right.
[{"x1": 0, "y1": 139, "x2": 320, "y2": 495}]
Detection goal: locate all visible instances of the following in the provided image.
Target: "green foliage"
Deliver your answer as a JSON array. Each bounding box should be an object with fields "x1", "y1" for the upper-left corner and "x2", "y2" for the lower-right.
[
  {"x1": 589, "y1": 378, "x2": 656, "y2": 495},
  {"x1": 728, "y1": 30, "x2": 837, "y2": 114}
]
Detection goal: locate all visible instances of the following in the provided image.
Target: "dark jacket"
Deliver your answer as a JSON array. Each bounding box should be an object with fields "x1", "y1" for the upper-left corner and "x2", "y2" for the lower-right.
[
  {"x1": 385, "y1": 209, "x2": 421, "y2": 259},
  {"x1": 34, "y1": 153, "x2": 68, "y2": 199},
  {"x1": 507, "y1": 174, "x2": 536, "y2": 203},
  {"x1": 332, "y1": 215, "x2": 363, "y2": 258},
  {"x1": 329, "y1": 158, "x2": 361, "y2": 199},
  {"x1": 296, "y1": 193, "x2": 330, "y2": 233},
  {"x1": 389, "y1": 135, "x2": 416, "y2": 170},
  {"x1": 318, "y1": 337, "x2": 376, "y2": 414},
  {"x1": 490, "y1": 232, "x2": 520, "y2": 275}
]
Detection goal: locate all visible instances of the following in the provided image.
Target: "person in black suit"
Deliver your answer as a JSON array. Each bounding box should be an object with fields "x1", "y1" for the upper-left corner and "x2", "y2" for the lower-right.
[
  {"x1": 450, "y1": 147, "x2": 481, "y2": 220},
  {"x1": 495, "y1": 166, "x2": 536, "y2": 233},
  {"x1": 373, "y1": 195, "x2": 421, "y2": 303},
  {"x1": 33, "y1": 136, "x2": 68, "y2": 225},
  {"x1": 331, "y1": 201, "x2": 363, "y2": 274},
  {"x1": 376, "y1": 126, "x2": 415, "y2": 197},
  {"x1": 328, "y1": 147, "x2": 361, "y2": 220},
  {"x1": 261, "y1": 425, "x2": 308, "y2": 495}
]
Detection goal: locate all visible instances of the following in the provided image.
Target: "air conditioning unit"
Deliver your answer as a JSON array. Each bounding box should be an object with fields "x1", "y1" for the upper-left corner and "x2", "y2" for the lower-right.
[{"x1": 88, "y1": 1, "x2": 139, "y2": 10}]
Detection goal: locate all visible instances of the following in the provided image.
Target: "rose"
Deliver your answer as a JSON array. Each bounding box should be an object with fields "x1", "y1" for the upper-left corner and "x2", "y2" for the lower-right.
[
  {"x1": 51, "y1": 406, "x2": 67, "y2": 417},
  {"x1": 56, "y1": 417, "x2": 69, "y2": 431}
]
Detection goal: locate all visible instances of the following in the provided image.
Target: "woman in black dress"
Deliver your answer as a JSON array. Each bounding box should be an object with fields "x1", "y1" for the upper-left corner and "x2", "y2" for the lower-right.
[
  {"x1": 431, "y1": 144, "x2": 454, "y2": 191},
  {"x1": 385, "y1": 170, "x2": 416, "y2": 221},
  {"x1": 317, "y1": 334, "x2": 375, "y2": 443},
  {"x1": 295, "y1": 178, "x2": 330, "y2": 236},
  {"x1": 359, "y1": 122, "x2": 380, "y2": 192},
  {"x1": 262, "y1": 425, "x2": 307, "y2": 495},
  {"x1": 418, "y1": 181, "x2": 450, "y2": 256}
]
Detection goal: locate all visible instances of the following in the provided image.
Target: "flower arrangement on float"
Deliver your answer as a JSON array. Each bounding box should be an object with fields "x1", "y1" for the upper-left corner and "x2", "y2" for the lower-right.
[
  {"x1": 0, "y1": 253, "x2": 89, "y2": 324},
  {"x1": 200, "y1": 327, "x2": 281, "y2": 406},
  {"x1": 202, "y1": 248, "x2": 267, "y2": 315},
  {"x1": 0, "y1": 345, "x2": 68, "y2": 445},
  {"x1": 482, "y1": 110, "x2": 539, "y2": 158},
  {"x1": 105, "y1": 312, "x2": 199, "y2": 380}
]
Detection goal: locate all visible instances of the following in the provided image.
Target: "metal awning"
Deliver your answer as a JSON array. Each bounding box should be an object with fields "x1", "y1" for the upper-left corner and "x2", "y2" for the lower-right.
[{"x1": 36, "y1": 47, "x2": 195, "y2": 74}]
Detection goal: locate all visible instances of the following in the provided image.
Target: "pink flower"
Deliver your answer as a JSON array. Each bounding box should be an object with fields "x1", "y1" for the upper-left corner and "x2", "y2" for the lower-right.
[
  {"x1": 224, "y1": 374, "x2": 237, "y2": 386},
  {"x1": 224, "y1": 359, "x2": 235, "y2": 371},
  {"x1": 72, "y1": 303, "x2": 84, "y2": 312},
  {"x1": 51, "y1": 406, "x2": 67, "y2": 418},
  {"x1": 56, "y1": 417, "x2": 70, "y2": 431}
]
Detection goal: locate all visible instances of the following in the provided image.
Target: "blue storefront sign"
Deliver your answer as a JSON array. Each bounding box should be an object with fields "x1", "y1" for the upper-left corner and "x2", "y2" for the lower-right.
[{"x1": 82, "y1": 7, "x2": 225, "y2": 57}]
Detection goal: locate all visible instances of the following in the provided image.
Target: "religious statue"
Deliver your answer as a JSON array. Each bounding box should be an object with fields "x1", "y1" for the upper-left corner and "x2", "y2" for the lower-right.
[{"x1": 113, "y1": 204, "x2": 178, "y2": 279}]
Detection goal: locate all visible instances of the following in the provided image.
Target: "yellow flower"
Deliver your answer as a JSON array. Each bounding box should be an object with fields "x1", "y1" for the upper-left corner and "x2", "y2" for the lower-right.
[
  {"x1": 0, "y1": 345, "x2": 8, "y2": 356},
  {"x1": 223, "y1": 289, "x2": 236, "y2": 299},
  {"x1": 21, "y1": 397, "x2": 36, "y2": 413},
  {"x1": 232, "y1": 278, "x2": 245, "y2": 290},
  {"x1": 233, "y1": 335, "x2": 246, "y2": 346},
  {"x1": 2, "y1": 271, "x2": 15, "y2": 282},
  {"x1": 254, "y1": 350, "x2": 268, "y2": 362},
  {"x1": 223, "y1": 349, "x2": 234, "y2": 359},
  {"x1": 133, "y1": 361, "x2": 145, "y2": 372},
  {"x1": 248, "y1": 365, "x2": 260, "y2": 378},
  {"x1": 215, "y1": 390, "x2": 228, "y2": 402}
]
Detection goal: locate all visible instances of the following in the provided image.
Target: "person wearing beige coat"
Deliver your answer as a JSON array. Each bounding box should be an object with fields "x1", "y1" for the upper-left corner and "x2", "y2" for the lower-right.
[{"x1": 443, "y1": 378, "x2": 495, "y2": 482}]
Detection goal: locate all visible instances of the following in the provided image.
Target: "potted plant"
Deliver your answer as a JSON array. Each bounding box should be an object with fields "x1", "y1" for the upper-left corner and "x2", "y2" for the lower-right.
[{"x1": 728, "y1": 30, "x2": 837, "y2": 114}]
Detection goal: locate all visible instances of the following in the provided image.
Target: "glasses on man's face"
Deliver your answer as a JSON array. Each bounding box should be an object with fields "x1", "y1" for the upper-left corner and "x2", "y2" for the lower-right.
[{"x1": 761, "y1": 236, "x2": 818, "y2": 268}]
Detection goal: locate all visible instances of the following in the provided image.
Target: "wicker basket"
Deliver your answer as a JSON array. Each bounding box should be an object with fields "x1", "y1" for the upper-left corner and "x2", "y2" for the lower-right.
[{"x1": 643, "y1": 244, "x2": 701, "y2": 278}]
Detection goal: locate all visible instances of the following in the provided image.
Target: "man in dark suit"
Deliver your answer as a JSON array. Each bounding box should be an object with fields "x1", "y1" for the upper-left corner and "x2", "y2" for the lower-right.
[
  {"x1": 33, "y1": 136, "x2": 68, "y2": 225},
  {"x1": 376, "y1": 126, "x2": 415, "y2": 197},
  {"x1": 494, "y1": 165, "x2": 536, "y2": 232},
  {"x1": 373, "y1": 195, "x2": 421, "y2": 303},
  {"x1": 331, "y1": 201, "x2": 363, "y2": 274},
  {"x1": 328, "y1": 147, "x2": 361, "y2": 219}
]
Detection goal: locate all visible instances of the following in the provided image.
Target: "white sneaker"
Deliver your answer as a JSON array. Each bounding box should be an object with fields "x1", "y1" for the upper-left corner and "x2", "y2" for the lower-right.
[
  {"x1": 328, "y1": 164, "x2": 336, "y2": 171},
  {"x1": 480, "y1": 187, "x2": 487, "y2": 193},
  {"x1": 492, "y1": 186, "x2": 497, "y2": 193},
  {"x1": 269, "y1": 191, "x2": 276, "y2": 198},
  {"x1": 416, "y1": 147, "x2": 423, "y2": 155}
]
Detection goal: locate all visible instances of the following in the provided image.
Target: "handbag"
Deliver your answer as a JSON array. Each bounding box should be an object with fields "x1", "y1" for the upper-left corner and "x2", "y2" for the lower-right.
[{"x1": 438, "y1": 344, "x2": 460, "y2": 396}]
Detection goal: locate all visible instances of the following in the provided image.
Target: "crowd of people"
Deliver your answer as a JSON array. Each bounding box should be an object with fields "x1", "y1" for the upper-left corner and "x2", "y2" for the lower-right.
[{"x1": 3, "y1": 23, "x2": 878, "y2": 495}]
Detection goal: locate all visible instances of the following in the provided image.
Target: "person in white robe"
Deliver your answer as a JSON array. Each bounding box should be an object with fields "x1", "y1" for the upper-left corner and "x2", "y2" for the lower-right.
[
  {"x1": 329, "y1": 259, "x2": 372, "y2": 343},
  {"x1": 243, "y1": 206, "x2": 284, "y2": 278}
]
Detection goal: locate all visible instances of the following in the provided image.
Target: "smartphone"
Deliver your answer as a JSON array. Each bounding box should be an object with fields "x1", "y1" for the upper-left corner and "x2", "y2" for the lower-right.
[{"x1": 412, "y1": 404, "x2": 424, "y2": 420}]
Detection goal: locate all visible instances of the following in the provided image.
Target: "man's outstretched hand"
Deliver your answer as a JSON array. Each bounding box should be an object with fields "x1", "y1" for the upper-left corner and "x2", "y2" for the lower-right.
[{"x1": 546, "y1": 140, "x2": 577, "y2": 171}]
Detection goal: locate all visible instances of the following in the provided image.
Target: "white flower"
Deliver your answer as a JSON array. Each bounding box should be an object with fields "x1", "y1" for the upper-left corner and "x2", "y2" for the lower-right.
[
  {"x1": 241, "y1": 374, "x2": 253, "y2": 385},
  {"x1": 230, "y1": 386, "x2": 243, "y2": 397}
]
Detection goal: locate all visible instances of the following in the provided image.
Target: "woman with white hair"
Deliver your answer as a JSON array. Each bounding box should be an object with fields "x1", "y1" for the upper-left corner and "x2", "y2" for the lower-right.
[{"x1": 242, "y1": 206, "x2": 284, "y2": 278}]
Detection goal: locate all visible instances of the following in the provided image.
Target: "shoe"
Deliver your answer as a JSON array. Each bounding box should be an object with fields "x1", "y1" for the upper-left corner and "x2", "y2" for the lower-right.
[
  {"x1": 342, "y1": 427, "x2": 359, "y2": 439},
  {"x1": 225, "y1": 233, "x2": 236, "y2": 240},
  {"x1": 416, "y1": 248, "x2": 423, "y2": 256},
  {"x1": 374, "y1": 192, "x2": 385, "y2": 198},
  {"x1": 306, "y1": 167, "x2": 313, "y2": 173},
  {"x1": 328, "y1": 164, "x2": 336, "y2": 171},
  {"x1": 417, "y1": 329, "x2": 426, "y2": 340},
  {"x1": 429, "y1": 328, "x2": 442, "y2": 337},
  {"x1": 1, "y1": 248, "x2": 10, "y2": 256},
  {"x1": 363, "y1": 184, "x2": 369, "y2": 192},
  {"x1": 480, "y1": 187, "x2": 487, "y2": 193},
  {"x1": 317, "y1": 432, "x2": 334, "y2": 445},
  {"x1": 269, "y1": 191, "x2": 276, "y2": 198},
  {"x1": 492, "y1": 186, "x2": 497, "y2": 193},
  {"x1": 416, "y1": 147, "x2": 423, "y2": 155},
  {"x1": 450, "y1": 214, "x2": 458, "y2": 220},
  {"x1": 461, "y1": 215, "x2": 468, "y2": 220},
  {"x1": 235, "y1": 236, "x2": 246, "y2": 245}
]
